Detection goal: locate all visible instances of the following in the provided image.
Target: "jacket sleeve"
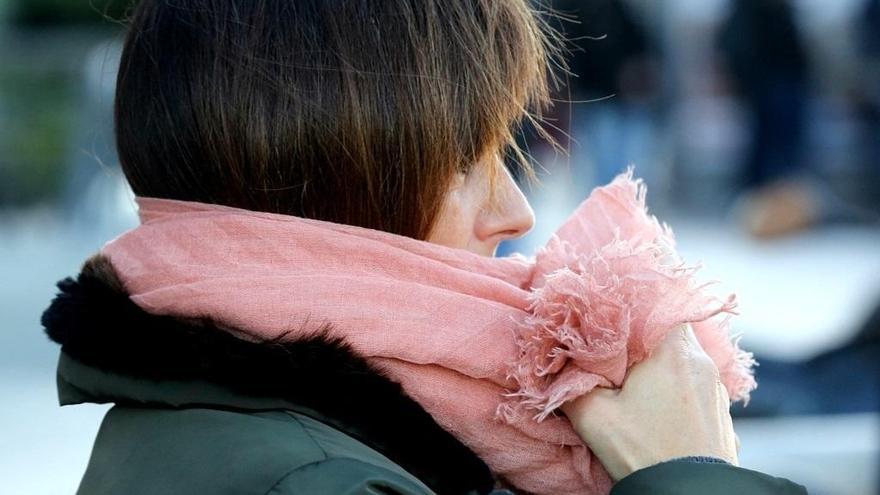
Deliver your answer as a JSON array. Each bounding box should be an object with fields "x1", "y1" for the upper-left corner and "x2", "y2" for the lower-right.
[
  {"x1": 610, "y1": 459, "x2": 808, "y2": 495},
  {"x1": 264, "y1": 457, "x2": 435, "y2": 495}
]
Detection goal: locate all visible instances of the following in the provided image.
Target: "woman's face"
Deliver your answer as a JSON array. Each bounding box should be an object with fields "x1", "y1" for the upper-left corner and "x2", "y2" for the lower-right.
[{"x1": 427, "y1": 154, "x2": 535, "y2": 257}]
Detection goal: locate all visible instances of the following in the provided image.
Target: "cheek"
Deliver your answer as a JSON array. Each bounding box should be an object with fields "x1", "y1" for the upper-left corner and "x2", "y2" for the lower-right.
[{"x1": 427, "y1": 188, "x2": 480, "y2": 249}]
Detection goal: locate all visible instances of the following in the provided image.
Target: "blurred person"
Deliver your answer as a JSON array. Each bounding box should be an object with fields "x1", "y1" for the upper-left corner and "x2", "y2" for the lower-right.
[
  {"x1": 855, "y1": 0, "x2": 880, "y2": 131},
  {"x1": 38, "y1": 1, "x2": 805, "y2": 494},
  {"x1": 554, "y1": 0, "x2": 662, "y2": 194},
  {"x1": 853, "y1": 0, "x2": 880, "y2": 210},
  {"x1": 717, "y1": 0, "x2": 817, "y2": 238}
]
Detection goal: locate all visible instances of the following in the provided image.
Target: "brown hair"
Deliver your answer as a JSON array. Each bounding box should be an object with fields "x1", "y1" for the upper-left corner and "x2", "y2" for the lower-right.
[{"x1": 115, "y1": 0, "x2": 558, "y2": 240}]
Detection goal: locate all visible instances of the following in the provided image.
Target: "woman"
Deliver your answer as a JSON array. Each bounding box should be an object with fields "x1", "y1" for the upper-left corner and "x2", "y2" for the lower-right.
[{"x1": 41, "y1": 1, "x2": 806, "y2": 494}]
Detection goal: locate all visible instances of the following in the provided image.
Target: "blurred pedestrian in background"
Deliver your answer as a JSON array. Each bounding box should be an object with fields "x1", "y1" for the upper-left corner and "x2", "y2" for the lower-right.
[
  {"x1": 549, "y1": 0, "x2": 662, "y2": 194},
  {"x1": 716, "y1": 0, "x2": 817, "y2": 238},
  {"x1": 854, "y1": 0, "x2": 880, "y2": 201},
  {"x1": 717, "y1": 0, "x2": 810, "y2": 191},
  {"x1": 2, "y1": 1, "x2": 878, "y2": 494}
]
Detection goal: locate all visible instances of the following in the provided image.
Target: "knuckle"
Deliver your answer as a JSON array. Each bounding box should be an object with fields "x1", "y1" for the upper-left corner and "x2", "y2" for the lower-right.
[{"x1": 687, "y1": 350, "x2": 721, "y2": 380}]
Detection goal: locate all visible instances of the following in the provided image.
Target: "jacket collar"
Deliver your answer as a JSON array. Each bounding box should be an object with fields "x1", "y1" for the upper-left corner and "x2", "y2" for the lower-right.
[{"x1": 42, "y1": 254, "x2": 495, "y2": 495}]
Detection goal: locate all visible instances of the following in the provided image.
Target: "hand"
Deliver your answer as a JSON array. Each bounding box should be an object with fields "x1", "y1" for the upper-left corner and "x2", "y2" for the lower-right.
[{"x1": 560, "y1": 324, "x2": 739, "y2": 481}]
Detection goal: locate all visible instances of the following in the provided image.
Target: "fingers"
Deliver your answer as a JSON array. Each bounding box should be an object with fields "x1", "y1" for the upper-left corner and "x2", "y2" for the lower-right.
[
  {"x1": 565, "y1": 324, "x2": 721, "y2": 426},
  {"x1": 675, "y1": 323, "x2": 712, "y2": 359},
  {"x1": 647, "y1": 324, "x2": 722, "y2": 392},
  {"x1": 659, "y1": 323, "x2": 713, "y2": 361},
  {"x1": 653, "y1": 324, "x2": 702, "y2": 365},
  {"x1": 653, "y1": 323, "x2": 688, "y2": 360},
  {"x1": 563, "y1": 386, "x2": 626, "y2": 452},
  {"x1": 560, "y1": 386, "x2": 618, "y2": 422},
  {"x1": 680, "y1": 323, "x2": 702, "y2": 349}
]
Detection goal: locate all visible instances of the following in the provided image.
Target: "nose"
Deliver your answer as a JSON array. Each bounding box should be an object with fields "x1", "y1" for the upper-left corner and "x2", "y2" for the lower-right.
[{"x1": 475, "y1": 165, "x2": 535, "y2": 244}]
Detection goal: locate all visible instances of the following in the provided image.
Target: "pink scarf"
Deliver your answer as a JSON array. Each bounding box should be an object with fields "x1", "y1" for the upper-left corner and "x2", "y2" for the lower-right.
[{"x1": 100, "y1": 172, "x2": 755, "y2": 494}]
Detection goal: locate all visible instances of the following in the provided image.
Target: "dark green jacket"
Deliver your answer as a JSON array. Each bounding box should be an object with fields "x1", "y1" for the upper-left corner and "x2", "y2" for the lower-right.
[{"x1": 42, "y1": 255, "x2": 807, "y2": 494}]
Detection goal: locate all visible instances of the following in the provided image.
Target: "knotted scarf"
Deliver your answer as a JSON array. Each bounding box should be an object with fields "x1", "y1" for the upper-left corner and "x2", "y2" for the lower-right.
[{"x1": 99, "y1": 171, "x2": 756, "y2": 494}]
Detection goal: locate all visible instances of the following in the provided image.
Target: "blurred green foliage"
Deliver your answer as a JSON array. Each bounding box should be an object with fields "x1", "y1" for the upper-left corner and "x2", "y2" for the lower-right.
[
  {"x1": 9, "y1": 0, "x2": 130, "y2": 26},
  {"x1": 0, "y1": 71, "x2": 77, "y2": 206},
  {"x1": 0, "y1": 0, "x2": 127, "y2": 206}
]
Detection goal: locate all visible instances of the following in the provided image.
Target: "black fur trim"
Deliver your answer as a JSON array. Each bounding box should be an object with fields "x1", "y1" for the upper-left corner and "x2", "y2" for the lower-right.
[{"x1": 41, "y1": 255, "x2": 494, "y2": 495}]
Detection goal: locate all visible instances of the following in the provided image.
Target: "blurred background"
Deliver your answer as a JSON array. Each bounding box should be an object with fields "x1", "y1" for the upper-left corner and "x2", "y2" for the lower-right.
[{"x1": 1, "y1": 0, "x2": 878, "y2": 493}]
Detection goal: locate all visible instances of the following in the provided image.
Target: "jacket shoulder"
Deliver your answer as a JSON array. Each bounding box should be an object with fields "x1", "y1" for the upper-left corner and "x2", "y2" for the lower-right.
[
  {"x1": 267, "y1": 458, "x2": 433, "y2": 495},
  {"x1": 45, "y1": 255, "x2": 494, "y2": 495},
  {"x1": 78, "y1": 406, "x2": 434, "y2": 495},
  {"x1": 611, "y1": 459, "x2": 808, "y2": 495}
]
